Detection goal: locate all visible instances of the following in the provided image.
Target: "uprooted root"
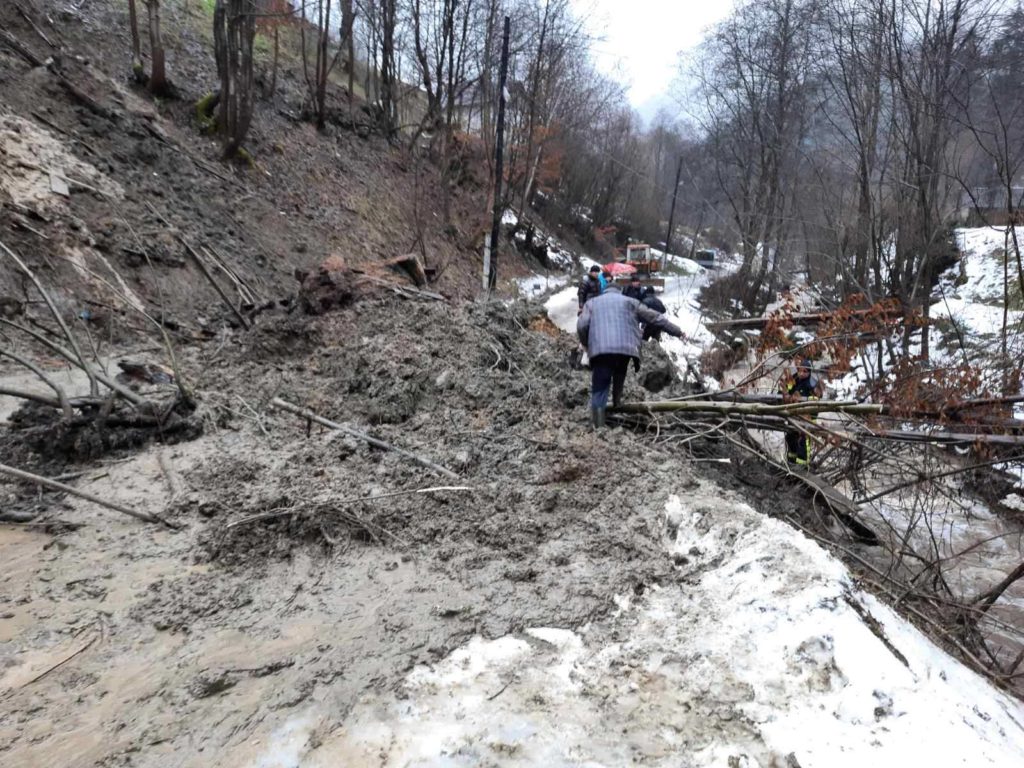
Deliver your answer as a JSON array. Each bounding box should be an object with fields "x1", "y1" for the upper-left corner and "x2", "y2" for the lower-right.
[{"x1": 4, "y1": 396, "x2": 203, "y2": 460}]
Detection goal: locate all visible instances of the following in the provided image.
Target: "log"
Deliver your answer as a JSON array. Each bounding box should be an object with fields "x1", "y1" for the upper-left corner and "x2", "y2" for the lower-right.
[
  {"x1": 851, "y1": 428, "x2": 1024, "y2": 447},
  {"x1": 616, "y1": 399, "x2": 884, "y2": 417},
  {"x1": 705, "y1": 307, "x2": 904, "y2": 332},
  {"x1": 0, "y1": 462, "x2": 174, "y2": 527},
  {"x1": 270, "y1": 398, "x2": 460, "y2": 480}
]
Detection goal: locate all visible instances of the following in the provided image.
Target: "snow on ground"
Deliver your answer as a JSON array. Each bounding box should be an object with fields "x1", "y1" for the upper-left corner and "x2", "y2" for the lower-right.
[
  {"x1": 292, "y1": 490, "x2": 1024, "y2": 767},
  {"x1": 935, "y1": 227, "x2": 1024, "y2": 339},
  {"x1": 514, "y1": 273, "x2": 569, "y2": 300}
]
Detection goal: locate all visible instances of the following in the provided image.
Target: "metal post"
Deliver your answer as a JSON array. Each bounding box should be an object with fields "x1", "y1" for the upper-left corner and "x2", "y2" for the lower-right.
[
  {"x1": 663, "y1": 155, "x2": 684, "y2": 271},
  {"x1": 487, "y1": 16, "x2": 511, "y2": 293}
]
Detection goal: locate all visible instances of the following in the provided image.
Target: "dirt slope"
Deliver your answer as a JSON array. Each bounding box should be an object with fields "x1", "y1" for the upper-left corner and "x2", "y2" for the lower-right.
[{"x1": 0, "y1": 0, "x2": 538, "y2": 336}]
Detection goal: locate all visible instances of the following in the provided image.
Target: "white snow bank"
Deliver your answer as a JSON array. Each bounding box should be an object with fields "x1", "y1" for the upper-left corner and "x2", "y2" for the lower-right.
[
  {"x1": 936, "y1": 227, "x2": 1024, "y2": 336},
  {"x1": 514, "y1": 273, "x2": 569, "y2": 299},
  {"x1": 294, "y1": 492, "x2": 1024, "y2": 767}
]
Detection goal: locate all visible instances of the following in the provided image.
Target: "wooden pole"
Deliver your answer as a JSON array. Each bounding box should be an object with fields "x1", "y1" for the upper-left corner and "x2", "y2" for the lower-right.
[
  {"x1": 663, "y1": 155, "x2": 683, "y2": 269},
  {"x1": 486, "y1": 16, "x2": 510, "y2": 293},
  {"x1": 0, "y1": 462, "x2": 173, "y2": 526}
]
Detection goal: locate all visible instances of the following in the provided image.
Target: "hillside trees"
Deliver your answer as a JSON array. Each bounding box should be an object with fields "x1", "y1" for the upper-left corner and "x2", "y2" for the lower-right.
[
  {"x1": 125, "y1": 0, "x2": 169, "y2": 93},
  {"x1": 301, "y1": 0, "x2": 356, "y2": 128},
  {"x1": 694, "y1": 0, "x2": 818, "y2": 311},
  {"x1": 213, "y1": 0, "x2": 257, "y2": 158}
]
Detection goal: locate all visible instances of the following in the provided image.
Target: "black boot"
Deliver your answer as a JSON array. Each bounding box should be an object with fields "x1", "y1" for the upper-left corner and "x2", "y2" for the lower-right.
[{"x1": 591, "y1": 407, "x2": 606, "y2": 428}]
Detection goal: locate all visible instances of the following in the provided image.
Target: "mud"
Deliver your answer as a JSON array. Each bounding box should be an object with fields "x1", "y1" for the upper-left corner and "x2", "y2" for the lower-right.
[{"x1": 1, "y1": 296, "x2": 700, "y2": 766}]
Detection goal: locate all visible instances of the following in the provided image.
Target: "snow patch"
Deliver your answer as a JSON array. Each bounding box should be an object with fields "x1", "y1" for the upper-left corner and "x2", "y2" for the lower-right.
[{"x1": 301, "y1": 491, "x2": 1024, "y2": 766}]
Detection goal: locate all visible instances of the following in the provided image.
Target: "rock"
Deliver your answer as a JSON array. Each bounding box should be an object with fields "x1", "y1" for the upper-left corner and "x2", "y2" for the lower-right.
[{"x1": 297, "y1": 255, "x2": 355, "y2": 315}]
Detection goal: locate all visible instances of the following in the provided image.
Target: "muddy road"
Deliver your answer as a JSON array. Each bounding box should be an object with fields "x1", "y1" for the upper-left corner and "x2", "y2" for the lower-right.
[{"x1": 0, "y1": 300, "x2": 695, "y2": 766}]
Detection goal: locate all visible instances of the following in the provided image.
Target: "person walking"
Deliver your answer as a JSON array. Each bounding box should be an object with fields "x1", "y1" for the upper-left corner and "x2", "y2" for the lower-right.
[
  {"x1": 577, "y1": 265, "x2": 603, "y2": 315},
  {"x1": 623, "y1": 276, "x2": 644, "y2": 300},
  {"x1": 639, "y1": 286, "x2": 667, "y2": 341},
  {"x1": 778, "y1": 359, "x2": 824, "y2": 466},
  {"x1": 577, "y1": 284, "x2": 684, "y2": 427}
]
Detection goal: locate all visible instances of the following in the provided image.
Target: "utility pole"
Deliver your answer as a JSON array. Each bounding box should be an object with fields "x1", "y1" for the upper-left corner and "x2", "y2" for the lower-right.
[
  {"x1": 663, "y1": 155, "x2": 684, "y2": 271},
  {"x1": 486, "y1": 16, "x2": 511, "y2": 293}
]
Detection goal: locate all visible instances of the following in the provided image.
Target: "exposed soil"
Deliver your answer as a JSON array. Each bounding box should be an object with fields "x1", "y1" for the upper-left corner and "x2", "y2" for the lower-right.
[{"x1": 0, "y1": 294, "x2": 705, "y2": 765}]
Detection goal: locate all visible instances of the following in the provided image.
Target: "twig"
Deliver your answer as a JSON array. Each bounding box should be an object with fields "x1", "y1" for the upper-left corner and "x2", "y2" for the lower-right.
[
  {"x1": 0, "y1": 348, "x2": 72, "y2": 419},
  {"x1": 270, "y1": 397, "x2": 461, "y2": 479},
  {"x1": 158, "y1": 450, "x2": 184, "y2": 501},
  {"x1": 21, "y1": 629, "x2": 98, "y2": 688},
  {"x1": 226, "y1": 486, "x2": 472, "y2": 529},
  {"x1": 0, "y1": 462, "x2": 176, "y2": 527},
  {"x1": 0, "y1": 238, "x2": 100, "y2": 397}
]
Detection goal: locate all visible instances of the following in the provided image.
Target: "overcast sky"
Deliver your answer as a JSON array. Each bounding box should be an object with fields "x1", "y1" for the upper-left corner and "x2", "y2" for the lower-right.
[{"x1": 570, "y1": 0, "x2": 735, "y2": 121}]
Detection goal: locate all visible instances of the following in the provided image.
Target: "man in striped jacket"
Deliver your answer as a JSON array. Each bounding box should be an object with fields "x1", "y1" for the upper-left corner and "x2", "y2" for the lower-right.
[{"x1": 577, "y1": 284, "x2": 684, "y2": 427}]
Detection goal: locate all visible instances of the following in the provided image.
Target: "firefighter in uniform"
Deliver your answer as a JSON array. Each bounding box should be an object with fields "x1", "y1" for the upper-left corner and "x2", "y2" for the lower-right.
[{"x1": 779, "y1": 359, "x2": 824, "y2": 466}]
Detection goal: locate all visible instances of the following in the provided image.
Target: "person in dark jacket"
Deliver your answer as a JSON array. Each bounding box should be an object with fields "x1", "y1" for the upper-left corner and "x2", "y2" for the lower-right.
[
  {"x1": 577, "y1": 265, "x2": 603, "y2": 315},
  {"x1": 640, "y1": 286, "x2": 667, "y2": 341},
  {"x1": 577, "y1": 285, "x2": 684, "y2": 427},
  {"x1": 778, "y1": 359, "x2": 824, "y2": 465},
  {"x1": 623, "y1": 276, "x2": 644, "y2": 300}
]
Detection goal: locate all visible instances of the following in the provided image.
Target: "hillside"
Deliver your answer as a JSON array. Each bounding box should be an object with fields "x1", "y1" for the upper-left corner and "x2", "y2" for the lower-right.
[{"x1": 0, "y1": 0, "x2": 548, "y2": 326}]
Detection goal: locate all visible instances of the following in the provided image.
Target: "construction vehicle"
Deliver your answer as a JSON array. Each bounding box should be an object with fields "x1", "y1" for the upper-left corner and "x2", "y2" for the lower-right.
[
  {"x1": 695, "y1": 249, "x2": 717, "y2": 269},
  {"x1": 616, "y1": 243, "x2": 666, "y2": 290}
]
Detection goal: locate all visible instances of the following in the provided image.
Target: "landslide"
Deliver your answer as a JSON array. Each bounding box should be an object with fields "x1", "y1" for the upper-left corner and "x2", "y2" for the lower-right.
[
  {"x1": 0, "y1": 293, "x2": 702, "y2": 766},
  {"x1": 0, "y1": 0, "x2": 538, "y2": 330}
]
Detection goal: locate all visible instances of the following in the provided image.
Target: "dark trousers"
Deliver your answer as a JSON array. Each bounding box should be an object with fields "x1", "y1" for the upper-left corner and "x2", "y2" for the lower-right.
[
  {"x1": 590, "y1": 354, "x2": 631, "y2": 409},
  {"x1": 785, "y1": 429, "x2": 811, "y2": 465},
  {"x1": 642, "y1": 325, "x2": 662, "y2": 342}
]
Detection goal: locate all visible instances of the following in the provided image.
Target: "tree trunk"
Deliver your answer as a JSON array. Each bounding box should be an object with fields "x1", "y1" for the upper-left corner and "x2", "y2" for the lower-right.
[
  {"x1": 268, "y1": 26, "x2": 278, "y2": 99},
  {"x1": 128, "y1": 0, "x2": 145, "y2": 83},
  {"x1": 145, "y1": 1, "x2": 167, "y2": 95},
  {"x1": 214, "y1": 0, "x2": 256, "y2": 159}
]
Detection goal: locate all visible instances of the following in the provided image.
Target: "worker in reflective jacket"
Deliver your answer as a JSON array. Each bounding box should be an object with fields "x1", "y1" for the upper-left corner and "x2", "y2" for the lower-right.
[{"x1": 779, "y1": 359, "x2": 824, "y2": 466}]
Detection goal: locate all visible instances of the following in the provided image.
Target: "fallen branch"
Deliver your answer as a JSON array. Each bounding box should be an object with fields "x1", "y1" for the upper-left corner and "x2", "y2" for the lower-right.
[
  {"x1": 177, "y1": 237, "x2": 251, "y2": 329},
  {"x1": 0, "y1": 28, "x2": 115, "y2": 120},
  {"x1": 15, "y1": 3, "x2": 57, "y2": 49},
  {"x1": 0, "y1": 318, "x2": 143, "y2": 405},
  {"x1": 270, "y1": 397, "x2": 460, "y2": 479},
  {"x1": 21, "y1": 627, "x2": 99, "y2": 688},
  {"x1": 0, "y1": 238, "x2": 100, "y2": 397},
  {"x1": 0, "y1": 347, "x2": 73, "y2": 419},
  {"x1": 972, "y1": 561, "x2": 1024, "y2": 618},
  {"x1": 0, "y1": 462, "x2": 175, "y2": 527},
  {"x1": 705, "y1": 307, "x2": 904, "y2": 332},
  {"x1": 617, "y1": 399, "x2": 884, "y2": 417},
  {"x1": 226, "y1": 485, "x2": 472, "y2": 529}
]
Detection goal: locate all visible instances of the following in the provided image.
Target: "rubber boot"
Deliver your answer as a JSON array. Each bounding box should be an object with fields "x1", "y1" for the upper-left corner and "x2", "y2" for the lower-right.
[{"x1": 591, "y1": 407, "x2": 606, "y2": 428}]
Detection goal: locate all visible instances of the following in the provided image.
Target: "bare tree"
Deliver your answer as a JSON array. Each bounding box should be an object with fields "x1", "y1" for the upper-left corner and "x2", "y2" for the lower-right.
[
  {"x1": 128, "y1": 0, "x2": 145, "y2": 83},
  {"x1": 142, "y1": 1, "x2": 169, "y2": 95},
  {"x1": 301, "y1": 0, "x2": 357, "y2": 129},
  {"x1": 214, "y1": 0, "x2": 257, "y2": 159}
]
